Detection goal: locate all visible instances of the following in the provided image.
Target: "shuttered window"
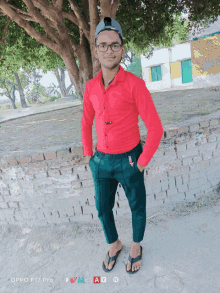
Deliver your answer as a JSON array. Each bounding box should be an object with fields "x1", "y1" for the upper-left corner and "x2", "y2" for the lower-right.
[{"x1": 151, "y1": 65, "x2": 162, "y2": 81}]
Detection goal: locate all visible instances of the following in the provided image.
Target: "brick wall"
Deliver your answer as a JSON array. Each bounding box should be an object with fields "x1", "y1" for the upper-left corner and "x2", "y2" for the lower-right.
[{"x1": 0, "y1": 117, "x2": 220, "y2": 226}]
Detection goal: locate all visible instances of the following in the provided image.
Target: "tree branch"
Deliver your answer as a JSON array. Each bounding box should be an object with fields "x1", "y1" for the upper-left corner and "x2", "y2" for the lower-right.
[
  {"x1": 99, "y1": 0, "x2": 120, "y2": 19},
  {"x1": 89, "y1": 0, "x2": 99, "y2": 44},
  {"x1": 0, "y1": 15, "x2": 11, "y2": 46},
  {"x1": 7, "y1": 4, "x2": 36, "y2": 21},
  {"x1": 31, "y1": 0, "x2": 51, "y2": 11},
  {"x1": 111, "y1": 0, "x2": 120, "y2": 19},
  {"x1": 0, "y1": 6, "x2": 7, "y2": 16},
  {"x1": 52, "y1": 0, "x2": 63, "y2": 11},
  {"x1": 0, "y1": 0, "x2": 62, "y2": 55},
  {"x1": 31, "y1": 0, "x2": 57, "y2": 21},
  {"x1": 62, "y1": 11, "x2": 79, "y2": 26},
  {"x1": 22, "y1": 0, "x2": 62, "y2": 44},
  {"x1": 68, "y1": 0, "x2": 90, "y2": 41},
  {"x1": 68, "y1": 35, "x2": 79, "y2": 54},
  {"x1": 31, "y1": 0, "x2": 72, "y2": 42},
  {"x1": 67, "y1": 83, "x2": 73, "y2": 94}
]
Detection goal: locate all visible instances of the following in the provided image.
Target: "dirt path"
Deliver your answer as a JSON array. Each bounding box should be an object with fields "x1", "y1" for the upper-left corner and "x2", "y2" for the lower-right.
[{"x1": 0, "y1": 86, "x2": 219, "y2": 158}]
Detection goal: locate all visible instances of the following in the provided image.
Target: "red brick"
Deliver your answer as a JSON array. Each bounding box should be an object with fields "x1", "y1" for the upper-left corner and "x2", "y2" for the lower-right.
[
  {"x1": 71, "y1": 147, "x2": 84, "y2": 157},
  {"x1": 47, "y1": 169, "x2": 60, "y2": 176},
  {"x1": 8, "y1": 157, "x2": 19, "y2": 166},
  {"x1": 56, "y1": 150, "x2": 73, "y2": 160},
  {"x1": 19, "y1": 156, "x2": 31, "y2": 164},
  {"x1": 177, "y1": 125, "x2": 189, "y2": 134},
  {"x1": 27, "y1": 163, "x2": 47, "y2": 174},
  {"x1": 32, "y1": 153, "x2": 44, "y2": 162},
  {"x1": 210, "y1": 118, "x2": 218, "y2": 126},
  {"x1": 199, "y1": 120, "x2": 209, "y2": 128},
  {"x1": 44, "y1": 152, "x2": 56, "y2": 160}
]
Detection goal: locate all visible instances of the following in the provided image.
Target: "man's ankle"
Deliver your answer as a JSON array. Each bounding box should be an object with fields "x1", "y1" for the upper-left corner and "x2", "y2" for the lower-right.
[
  {"x1": 132, "y1": 241, "x2": 140, "y2": 246},
  {"x1": 111, "y1": 238, "x2": 120, "y2": 246}
]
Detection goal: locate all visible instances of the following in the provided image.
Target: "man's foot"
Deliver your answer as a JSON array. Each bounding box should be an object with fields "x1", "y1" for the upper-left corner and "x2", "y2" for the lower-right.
[
  {"x1": 126, "y1": 241, "x2": 142, "y2": 272},
  {"x1": 103, "y1": 239, "x2": 123, "y2": 270}
]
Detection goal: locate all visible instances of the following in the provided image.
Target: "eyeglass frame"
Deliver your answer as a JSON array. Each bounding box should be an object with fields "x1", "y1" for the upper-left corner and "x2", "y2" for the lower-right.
[{"x1": 95, "y1": 42, "x2": 122, "y2": 52}]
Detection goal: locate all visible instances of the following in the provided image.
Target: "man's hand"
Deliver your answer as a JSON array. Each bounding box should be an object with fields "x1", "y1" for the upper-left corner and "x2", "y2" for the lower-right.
[
  {"x1": 85, "y1": 155, "x2": 92, "y2": 163},
  {"x1": 137, "y1": 164, "x2": 145, "y2": 172}
]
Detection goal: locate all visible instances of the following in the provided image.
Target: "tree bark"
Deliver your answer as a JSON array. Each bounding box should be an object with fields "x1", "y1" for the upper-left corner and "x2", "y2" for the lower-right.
[
  {"x1": 14, "y1": 71, "x2": 28, "y2": 108},
  {"x1": 4, "y1": 82, "x2": 16, "y2": 109},
  {"x1": 52, "y1": 68, "x2": 74, "y2": 98},
  {"x1": 11, "y1": 84, "x2": 17, "y2": 109},
  {"x1": 61, "y1": 29, "x2": 94, "y2": 105}
]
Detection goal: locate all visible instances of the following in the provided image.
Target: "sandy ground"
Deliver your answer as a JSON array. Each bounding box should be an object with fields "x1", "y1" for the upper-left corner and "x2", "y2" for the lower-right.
[{"x1": 0, "y1": 189, "x2": 220, "y2": 293}]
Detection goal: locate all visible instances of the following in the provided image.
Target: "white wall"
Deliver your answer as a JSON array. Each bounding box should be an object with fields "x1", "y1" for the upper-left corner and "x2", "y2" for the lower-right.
[
  {"x1": 170, "y1": 42, "x2": 191, "y2": 62},
  {"x1": 141, "y1": 48, "x2": 170, "y2": 68},
  {"x1": 140, "y1": 42, "x2": 192, "y2": 91},
  {"x1": 193, "y1": 72, "x2": 220, "y2": 89}
]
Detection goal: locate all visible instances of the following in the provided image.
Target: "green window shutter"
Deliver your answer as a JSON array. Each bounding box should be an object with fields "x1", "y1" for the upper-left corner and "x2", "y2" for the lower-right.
[
  {"x1": 182, "y1": 59, "x2": 193, "y2": 83},
  {"x1": 152, "y1": 67, "x2": 157, "y2": 81},
  {"x1": 157, "y1": 66, "x2": 162, "y2": 81},
  {"x1": 151, "y1": 66, "x2": 162, "y2": 81}
]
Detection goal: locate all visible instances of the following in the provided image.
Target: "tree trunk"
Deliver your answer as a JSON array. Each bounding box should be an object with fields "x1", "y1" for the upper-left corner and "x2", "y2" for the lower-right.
[
  {"x1": 11, "y1": 84, "x2": 17, "y2": 109},
  {"x1": 14, "y1": 71, "x2": 28, "y2": 108},
  {"x1": 61, "y1": 33, "x2": 94, "y2": 109},
  {"x1": 10, "y1": 99, "x2": 16, "y2": 109},
  {"x1": 62, "y1": 55, "x2": 94, "y2": 112},
  {"x1": 4, "y1": 83, "x2": 16, "y2": 109},
  {"x1": 52, "y1": 68, "x2": 71, "y2": 98}
]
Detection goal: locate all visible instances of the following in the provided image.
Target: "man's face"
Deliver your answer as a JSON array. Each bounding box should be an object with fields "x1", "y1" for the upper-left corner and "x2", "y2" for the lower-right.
[{"x1": 94, "y1": 30, "x2": 125, "y2": 69}]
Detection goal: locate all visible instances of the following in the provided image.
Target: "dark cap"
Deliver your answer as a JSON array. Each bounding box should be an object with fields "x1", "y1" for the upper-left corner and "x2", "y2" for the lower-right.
[{"x1": 95, "y1": 17, "x2": 123, "y2": 43}]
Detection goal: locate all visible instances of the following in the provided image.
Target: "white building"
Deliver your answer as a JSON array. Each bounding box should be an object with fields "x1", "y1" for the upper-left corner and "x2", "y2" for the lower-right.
[{"x1": 140, "y1": 16, "x2": 220, "y2": 92}]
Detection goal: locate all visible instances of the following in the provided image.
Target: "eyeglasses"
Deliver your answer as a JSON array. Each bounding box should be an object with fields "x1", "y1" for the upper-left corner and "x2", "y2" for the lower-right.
[{"x1": 96, "y1": 43, "x2": 122, "y2": 52}]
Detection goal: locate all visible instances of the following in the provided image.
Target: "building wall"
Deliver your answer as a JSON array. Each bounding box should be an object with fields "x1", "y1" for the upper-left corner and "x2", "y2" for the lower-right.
[
  {"x1": 141, "y1": 43, "x2": 193, "y2": 92},
  {"x1": 191, "y1": 34, "x2": 220, "y2": 89},
  {"x1": 140, "y1": 30, "x2": 220, "y2": 92},
  {"x1": 141, "y1": 48, "x2": 171, "y2": 91},
  {"x1": 170, "y1": 43, "x2": 193, "y2": 88}
]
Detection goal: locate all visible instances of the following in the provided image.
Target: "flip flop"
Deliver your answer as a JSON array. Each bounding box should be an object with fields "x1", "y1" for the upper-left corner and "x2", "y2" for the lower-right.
[
  {"x1": 102, "y1": 246, "x2": 123, "y2": 272},
  {"x1": 125, "y1": 245, "x2": 143, "y2": 274}
]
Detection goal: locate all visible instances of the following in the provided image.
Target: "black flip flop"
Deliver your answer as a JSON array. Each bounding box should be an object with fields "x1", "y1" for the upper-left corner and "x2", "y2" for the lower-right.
[
  {"x1": 102, "y1": 247, "x2": 123, "y2": 272},
  {"x1": 125, "y1": 245, "x2": 143, "y2": 274}
]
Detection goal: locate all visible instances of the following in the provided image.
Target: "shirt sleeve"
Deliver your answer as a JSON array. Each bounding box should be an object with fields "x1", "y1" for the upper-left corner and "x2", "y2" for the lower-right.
[
  {"x1": 81, "y1": 82, "x2": 95, "y2": 156},
  {"x1": 133, "y1": 79, "x2": 164, "y2": 167}
]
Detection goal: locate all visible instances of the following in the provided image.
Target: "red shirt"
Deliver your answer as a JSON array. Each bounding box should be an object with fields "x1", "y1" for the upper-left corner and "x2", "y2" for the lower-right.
[{"x1": 81, "y1": 65, "x2": 164, "y2": 167}]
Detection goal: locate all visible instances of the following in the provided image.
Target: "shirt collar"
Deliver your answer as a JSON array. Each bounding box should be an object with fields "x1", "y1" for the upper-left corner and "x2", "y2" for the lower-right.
[{"x1": 98, "y1": 65, "x2": 125, "y2": 87}]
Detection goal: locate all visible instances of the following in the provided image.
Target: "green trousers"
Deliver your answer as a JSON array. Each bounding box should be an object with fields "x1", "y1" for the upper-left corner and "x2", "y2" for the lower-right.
[{"x1": 89, "y1": 140, "x2": 147, "y2": 244}]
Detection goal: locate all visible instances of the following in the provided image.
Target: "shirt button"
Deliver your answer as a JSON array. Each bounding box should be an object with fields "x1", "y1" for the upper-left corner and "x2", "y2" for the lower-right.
[
  {"x1": 104, "y1": 108, "x2": 106, "y2": 109},
  {"x1": 105, "y1": 134, "x2": 107, "y2": 136}
]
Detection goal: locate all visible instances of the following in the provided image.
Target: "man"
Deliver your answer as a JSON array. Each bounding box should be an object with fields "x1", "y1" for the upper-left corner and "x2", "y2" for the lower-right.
[{"x1": 81, "y1": 17, "x2": 164, "y2": 274}]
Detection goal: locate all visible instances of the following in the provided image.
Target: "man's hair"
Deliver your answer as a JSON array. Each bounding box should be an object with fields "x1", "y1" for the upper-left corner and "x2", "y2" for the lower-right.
[{"x1": 95, "y1": 29, "x2": 123, "y2": 46}]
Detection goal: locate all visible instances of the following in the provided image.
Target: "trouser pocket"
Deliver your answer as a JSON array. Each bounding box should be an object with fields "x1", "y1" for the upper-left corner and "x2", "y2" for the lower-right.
[
  {"x1": 122, "y1": 149, "x2": 143, "y2": 189},
  {"x1": 89, "y1": 152, "x2": 96, "y2": 168}
]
